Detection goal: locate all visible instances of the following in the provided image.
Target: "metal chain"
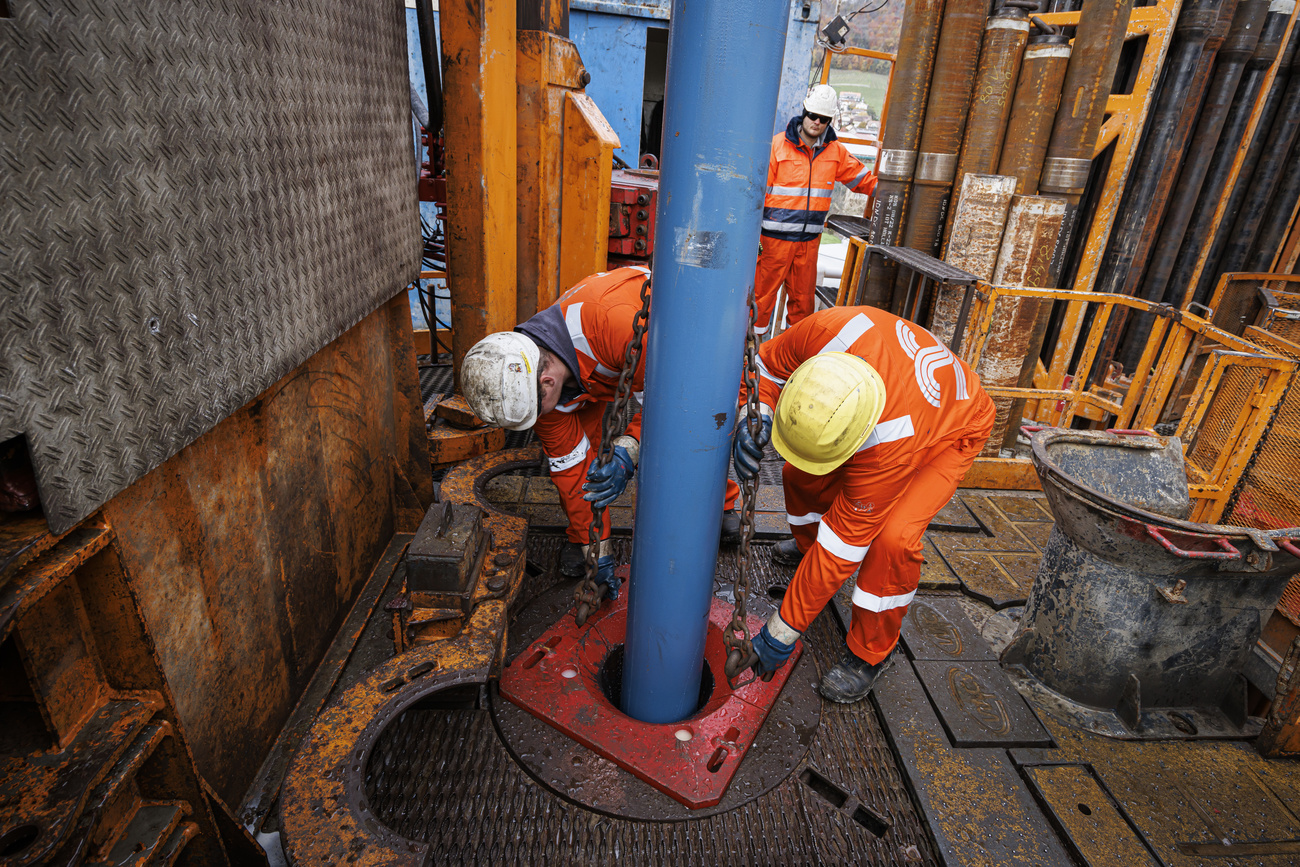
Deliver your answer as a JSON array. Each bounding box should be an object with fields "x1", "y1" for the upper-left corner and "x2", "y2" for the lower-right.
[
  {"x1": 723, "y1": 291, "x2": 763, "y2": 684},
  {"x1": 574, "y1": 276, "x2": 653, "y2": 626}
]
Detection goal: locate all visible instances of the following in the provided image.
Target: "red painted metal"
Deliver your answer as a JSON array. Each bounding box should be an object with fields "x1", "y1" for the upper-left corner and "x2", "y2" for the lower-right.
[
  {"x1": 608, "y1": 169, "x2": 658, "y2": 259},
  {"x1": 1145, "y1": 524, "x2": 1241, "y2": 560},
  {"x1": 498, "y1": 580, "x2": 801, "y2": 809}
]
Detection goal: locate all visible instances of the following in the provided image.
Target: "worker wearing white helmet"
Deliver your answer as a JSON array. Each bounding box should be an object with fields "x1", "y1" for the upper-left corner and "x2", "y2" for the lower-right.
[
  {"x1": 754, "y1": 84, "x2": 877, "y2": 335},
  {"x1": 462, "y1": 267, "x2": 742, "y2": 596},
  {"x1": 732, "y1": 307, "x2": 994, "y2": 702}
]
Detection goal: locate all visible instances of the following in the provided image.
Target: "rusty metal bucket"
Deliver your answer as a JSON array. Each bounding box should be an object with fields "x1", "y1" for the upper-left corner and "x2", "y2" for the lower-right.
[{"x1": 1002, "y1": 429, "x2": 1300, "y2": 731}]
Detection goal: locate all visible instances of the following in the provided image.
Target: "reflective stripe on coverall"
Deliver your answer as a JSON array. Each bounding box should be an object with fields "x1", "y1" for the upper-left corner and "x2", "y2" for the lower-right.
[
  {"x1": 529, "y1": 267, "x2": 740, "y2": 545},
  {"x1": 754, "y1": 117, "x2": 877, "y2": 334},
  {"x1": 756, "y1": 307, "x2": 995, "y2": 663}
]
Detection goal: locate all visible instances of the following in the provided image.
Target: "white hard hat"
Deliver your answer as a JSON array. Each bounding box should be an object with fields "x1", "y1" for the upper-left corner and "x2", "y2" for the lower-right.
[
  {"x1": 461, "y1": 332, "x2": 541, "y2": 431},
  {"x1": 803, "y1": 84, "x2": 838, "y2": 118}
]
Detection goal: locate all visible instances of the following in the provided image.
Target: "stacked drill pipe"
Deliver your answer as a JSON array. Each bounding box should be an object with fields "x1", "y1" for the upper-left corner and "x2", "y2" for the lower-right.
[
  {"x1": 864, "y1": 0, "x2": 947, "y2": 308},
  {"x1": 1179, "y1": 23, "x2": 1300, "y2": 306},
  {"x1": 997, "y1": 27, "x2": 1073, "y2": 196},
  {"x1": 994, "y1": 25, "x2": 1073, "y2": 435},
  {"x1": 1005, "y1": 0, "x2": 1134, "y2": 412},
  {"x1": 940, "y1": 6, "x2": 1031, "y2": 252},
  {"x1": 1246, "y1": 124, "x2": 1300, "y2": 269},
  {"x1": 1038, "y1": 0, "x2": 1138, "y2": 287},
  {"x1": 932, "y1": 174, "x2": 1018, "y2": 346},
  {"x1": 1120, "y1": 0, "x2": 1272, "y2": 368},
  {"x1": 1086, "y1": 0, "x2": 1226, "y2": 381},
  {"x1": 1215, "y1": 34, "x2": 1300, "y2": 276},
  {"x1": 900, "y1": 0, "x2": 991, "y2": 276}
]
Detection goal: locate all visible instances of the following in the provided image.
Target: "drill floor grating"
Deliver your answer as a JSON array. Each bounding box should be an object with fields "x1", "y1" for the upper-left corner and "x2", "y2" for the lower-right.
[{"x1": 364, "y1": 534, "x2": 940, "y2": 866}]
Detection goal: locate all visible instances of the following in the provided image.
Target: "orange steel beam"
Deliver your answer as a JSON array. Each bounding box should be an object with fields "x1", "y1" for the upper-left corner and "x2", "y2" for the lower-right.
[
  {"x1": 1037, "y1": 0, "x2": 1185, "y2": 390},
  {"x1": 1180, "y1": 3, "x2": 1300, "y2": 302},
  {"x1": 442, "y1": 0, "x2": 518, "y2": 385},
  {"x1": 559, "y1": 91, "x2": 619, "y2": 293}
]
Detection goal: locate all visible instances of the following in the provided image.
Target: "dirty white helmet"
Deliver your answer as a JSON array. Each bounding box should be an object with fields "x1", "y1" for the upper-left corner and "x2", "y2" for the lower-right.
[
  {"x1": 461, "y1": 332, "x2": 541, "y2": 431},
  {"x1": 803, "y1": 84, "x2": 838, "y2": 118}
]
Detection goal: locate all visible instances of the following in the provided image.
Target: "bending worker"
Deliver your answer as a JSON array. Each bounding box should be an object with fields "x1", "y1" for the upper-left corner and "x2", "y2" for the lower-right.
[
  {"x1": 754, "y1": 84, "x2": 877, "y2": 336},
  {"x1": 733, "y1": 307, "x2": 993, "y2": 701},
  {"x1": 462, "y1": 266, "x2": 741, "y2": 600}
]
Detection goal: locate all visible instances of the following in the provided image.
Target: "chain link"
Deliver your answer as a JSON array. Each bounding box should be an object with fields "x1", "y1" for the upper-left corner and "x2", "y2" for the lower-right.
[
  {"x1": 574, "y1": 276, "x2": 653, "y2": 626},
  {"x1": 723, "y1": 290, "x2": 764, "y2": 685}
]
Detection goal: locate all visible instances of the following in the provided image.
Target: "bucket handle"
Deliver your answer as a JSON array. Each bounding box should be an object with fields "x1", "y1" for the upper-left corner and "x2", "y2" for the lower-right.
[
  {"x1": 1145, "y1": 525, "x2": 1241, "y2": 561},
  {"x1": 1277, "y1": 538, "x2": 1300, "y2": 559},
  {"x1": 1105, "y1": 428, "x2": 1156, "y2": 437}
]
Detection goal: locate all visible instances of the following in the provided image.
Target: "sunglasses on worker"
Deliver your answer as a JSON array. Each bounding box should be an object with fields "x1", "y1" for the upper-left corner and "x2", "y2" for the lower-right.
[{"x1": 805, "y1": 112, "x2": 831, "y2": 125}]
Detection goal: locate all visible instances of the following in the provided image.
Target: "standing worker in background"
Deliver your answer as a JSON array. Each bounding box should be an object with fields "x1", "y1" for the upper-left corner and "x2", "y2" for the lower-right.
[
  {"x1": 462, "y1": 267, "x2": 742, "y2": 599},
  {"x1": 754, "y1": 84, "x2": 878, "y2": 336},
  {"x1": 732, "y1": 307, "x2": 993, "y2": 701}
]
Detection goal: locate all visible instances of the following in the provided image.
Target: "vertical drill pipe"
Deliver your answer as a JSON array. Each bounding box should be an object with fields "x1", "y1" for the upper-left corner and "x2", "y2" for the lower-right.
[
  {"x1": 1121, "y1": 0, "x2": 1270, "y2": 367},
  {"x1": 997, "y1": 35, "x2": 1073, "y2": 195},
  {"x1": 1246, "y1": 129, "x2": 1300, "y2": 268},
  {"x1": 1180, "y1": 21, "x2": 1300, "y2": 305},
  {"x1": 622, "y1": 0, "x2": 790, "y2": 724},
  {"x1": 994, "y1": 34, "x2": 1071, "y2": 432},
  {"x1": 1214, "y1": 36, "x2": 1300, "y2": 275},
  {"x1": 941, "y1": 9, "x2": 1030, "y2": 253},
  {"x1": 1009, "y1": 0, "x2": 1133, "y2": 405},
  {"x1": 864, "y1": 0, "x2": 947, "y2": 307},
  {"x1": 1086, "y1": 0, "x2": 1226, "y2": 380},
  {"x1": 901, "y1": 0, "x2": 991, "y2": 264}
]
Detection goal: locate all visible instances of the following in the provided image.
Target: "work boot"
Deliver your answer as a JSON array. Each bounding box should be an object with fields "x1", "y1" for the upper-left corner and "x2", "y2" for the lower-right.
[
  {"x1": 772, "y1": 537, "x2": 804, "y2": 567},
  {"x1": 720, "y1": 510, "x2": 741, "y2": 544},
  {"x1": 559, "y1": 541, "x2": 585, "y2": 578},
  {"x1": 819, "y1": 651, "x2": 895, "y2": 703}
]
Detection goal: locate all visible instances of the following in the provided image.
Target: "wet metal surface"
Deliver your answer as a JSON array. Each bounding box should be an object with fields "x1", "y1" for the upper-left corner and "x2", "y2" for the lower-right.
[
  {"x1": 360, "y1": 534, "x2": 942, "y2": 865},
  {"x1": 493, "y1": 581, "x2": 820, "y2": 820},
  {"x1": 900, "y1": 596, "x2": 998, "y2": 662},
  {"x1": 913, "y1": 661, "x2": 1052, "y2": 747}
]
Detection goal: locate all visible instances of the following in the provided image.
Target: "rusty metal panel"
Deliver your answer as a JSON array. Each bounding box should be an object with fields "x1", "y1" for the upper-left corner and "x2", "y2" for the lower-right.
[
  {"x1": 872, "y1": 659, "x2": 1075, "y2": 865},
  {"x1": 900, "y1": 596, "x2": 998, "y2": 662},
  {"x1": 102, "y1": 299, "x2": 429, "y2": 806},
  {"x1": 0, "y1": 0, "x2": 420, "y2": 534},
  {"x1": 1022, "y1": 765, "x2": 1160, "y2": 866},
  {"x1": 913, "y1": 660, "x2": 1052, "y2": 746}
]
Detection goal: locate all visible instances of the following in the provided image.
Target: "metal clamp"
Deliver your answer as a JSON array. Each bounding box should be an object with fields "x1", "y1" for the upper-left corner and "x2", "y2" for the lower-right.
[{"x1": 1146, "y1": 525, "x2": 1241, "y2": 560}]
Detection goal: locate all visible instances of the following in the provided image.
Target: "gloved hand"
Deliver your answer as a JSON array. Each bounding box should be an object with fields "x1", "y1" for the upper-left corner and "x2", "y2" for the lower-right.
[
  {"x1": 594, "y1": 554, "x2": 620, "y2": 600},
  {"x1": 732, "y1": 415, "x2": 773, "y2": 481},
  {"x1": 583, "y1": 444, "x2": 636, "y2": 508},
  {"x1": 749, "y1": 622, "x2": 796, "y2": 676}
]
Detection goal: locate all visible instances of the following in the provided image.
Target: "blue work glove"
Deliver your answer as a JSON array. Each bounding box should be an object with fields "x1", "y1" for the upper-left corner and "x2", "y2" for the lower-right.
[
  {"x1": 749, "y1": 622, "x2": 796, "y2": 676},
  {"x1": 732, "y1": 415, "x2": 773, "y2": 481},
  {"x1": 595, "y1": 554, "x2": 620, "y2": 600},
  {"x1": 583, "y1": 444, "x2": 635, "y2": 508}
]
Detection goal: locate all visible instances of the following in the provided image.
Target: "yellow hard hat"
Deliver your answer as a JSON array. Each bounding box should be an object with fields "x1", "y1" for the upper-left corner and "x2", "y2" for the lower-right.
[{"x1": 771, "y1": 353, "x2": 887, "y2": 474}]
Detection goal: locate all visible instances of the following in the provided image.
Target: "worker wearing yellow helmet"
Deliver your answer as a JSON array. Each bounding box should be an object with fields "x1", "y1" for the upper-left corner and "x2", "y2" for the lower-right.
[{"x1": 732, "y1": 307, "x2": 994, "y2": 701}]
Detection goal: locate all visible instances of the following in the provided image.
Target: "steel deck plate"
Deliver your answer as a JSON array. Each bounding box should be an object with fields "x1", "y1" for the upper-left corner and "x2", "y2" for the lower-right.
[
  {"x1": 913, "y1": 661, "x2": 1052, "y2": 747},
  {"x1": 900, "y1": 596, "x2": 999, "y2": 662}
]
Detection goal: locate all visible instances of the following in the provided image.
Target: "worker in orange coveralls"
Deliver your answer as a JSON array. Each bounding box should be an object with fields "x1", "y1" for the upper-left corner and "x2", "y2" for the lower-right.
[
  {"x1": 461, "y1": 267, "x2": 741, "y2": 600},
  {"x1": 732, "y1": 307, "x2": 994, "y2": 701},
  {"x1": 754, "y1": 84, "x2": 877, "y2": 336}
]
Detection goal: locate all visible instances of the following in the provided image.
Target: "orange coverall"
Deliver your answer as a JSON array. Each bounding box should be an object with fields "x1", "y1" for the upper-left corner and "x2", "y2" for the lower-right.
[
  {"x1": 754, "y1": 117, "x2": 877, "y2": 335},
  {"x1": 755, "y1": 307, "x2": 994, "y2": 662},
  {"x1": 522, "y1": 267, "x2": 739, "y2": 545}
]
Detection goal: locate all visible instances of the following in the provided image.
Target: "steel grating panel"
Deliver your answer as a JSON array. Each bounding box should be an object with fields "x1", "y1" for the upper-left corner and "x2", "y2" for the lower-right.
[
  {"x1": 363, "y1": 535, "x2": 941, "y2": 865},
  {"x1": 0, "y1": 0, "x2": 420, "y2": 532}
]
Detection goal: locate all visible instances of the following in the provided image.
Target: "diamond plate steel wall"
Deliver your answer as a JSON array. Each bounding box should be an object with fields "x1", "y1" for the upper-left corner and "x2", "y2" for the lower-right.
[{"x1": 0, "y1": 0, "x2": 421, "y2": 532}]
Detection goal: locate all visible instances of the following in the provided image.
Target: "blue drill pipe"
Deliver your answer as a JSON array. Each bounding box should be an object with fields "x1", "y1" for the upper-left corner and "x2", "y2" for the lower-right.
[{"x1": 621, "y1": 0, "x2": 790, "y2": 724}]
